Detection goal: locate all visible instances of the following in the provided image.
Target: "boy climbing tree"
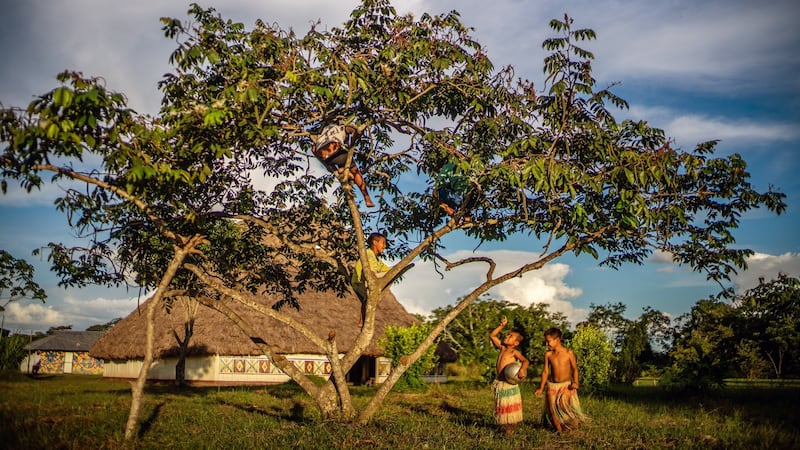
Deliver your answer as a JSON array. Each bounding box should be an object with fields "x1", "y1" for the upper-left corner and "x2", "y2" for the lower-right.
[{"x1": 313, "y1": 123, "x2": 375, "y2": 207}]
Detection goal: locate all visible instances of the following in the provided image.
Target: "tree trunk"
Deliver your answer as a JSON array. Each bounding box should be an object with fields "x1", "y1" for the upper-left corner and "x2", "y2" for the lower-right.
[
  {"x1": 123, "y1": 295, "x2": 158, "y2": 440},
  {"x1": 174, "y1": 317, "x2": 194, "y2": 386},
  {"x1": 187, "y1": 266, "x2": 360, "y2": 420},
  {"x1": 357, "y1": 288, "x2": 489, "y2": 424},
  {"x1": 322, "y1": 336, "x2": 355, "y2": 420},
  {"x1": 316, "y1": 382, "x2": 348, "y2": 419},
  {"x1": 175, "y1": 341, "x2": 187, "y2": 386},
  {"x1": 359, "y1": 247, "x2": 557, "y2": 422},
  {"x1": 766, "y1": 348, "x2": 785, "y2": 378},
  {"x1": 169, "y1": 296, "x2": 197, "y2": 387},
  {"x1": 123, "y1": 235, "x2": 204, "y2": 440}
]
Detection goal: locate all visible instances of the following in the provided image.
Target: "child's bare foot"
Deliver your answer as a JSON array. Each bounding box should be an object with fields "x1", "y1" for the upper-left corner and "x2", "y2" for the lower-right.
[
  {"x1": 440, "y1": 202, "x2": 456, "y2": 216},
  {"x1": 364, "y1": 197, "x2": 375, "y2": 207}
]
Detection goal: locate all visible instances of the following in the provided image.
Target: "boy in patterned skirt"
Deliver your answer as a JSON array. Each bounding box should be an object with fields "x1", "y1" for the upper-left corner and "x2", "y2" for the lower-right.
[
  {"x1": 489, "y1": 316, "x2": 529, "y2": 436},
  {"x1": 534, "y1": 327, "x2": 589, "y2": 432}
]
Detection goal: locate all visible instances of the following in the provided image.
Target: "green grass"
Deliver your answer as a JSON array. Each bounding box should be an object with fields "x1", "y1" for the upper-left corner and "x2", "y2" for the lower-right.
[
  {"x1": 1, "y1": 373, "x2": 798, "y2": 449},
  {"x1": 633, "y1": 377, "x2": 800, "y2": 389}
]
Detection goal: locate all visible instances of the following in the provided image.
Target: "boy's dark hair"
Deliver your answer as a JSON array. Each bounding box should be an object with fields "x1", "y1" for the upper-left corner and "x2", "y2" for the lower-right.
[
  {"x1": 367, "y1": 232, "x2": 386, "y2": 247},
  {"x1": 544, "y1": 327, "x2": 562, "y2": 339},
  {"x1": 510, "y1": 330, "x2": 524, "y2": 343}
]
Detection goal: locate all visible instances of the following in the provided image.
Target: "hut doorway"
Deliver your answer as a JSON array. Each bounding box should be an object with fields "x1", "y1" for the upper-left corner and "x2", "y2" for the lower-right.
[{"x1": 346, "y1": 355, "x2": 376, "y2": 385}]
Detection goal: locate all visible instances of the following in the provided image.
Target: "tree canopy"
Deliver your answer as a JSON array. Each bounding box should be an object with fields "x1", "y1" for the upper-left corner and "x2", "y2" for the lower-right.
[{"x1": 0, "y1": 0, "x2": 786, "y2": 433}]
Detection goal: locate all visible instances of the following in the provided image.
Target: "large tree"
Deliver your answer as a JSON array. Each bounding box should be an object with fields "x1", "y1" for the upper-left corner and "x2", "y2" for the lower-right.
[
  {"x1": 0, "y1": 0, "x2": 785, "y2": 437},
  {"x1": 735, "y1": 274, "x2": 800, "y2": 378},
  {"x1": 665, "y1": 298, "x2": 738, "y2": 389},
  {"x1": 665, "y1": 275, "x2": 800, "y2": 387},
  {"x1": 586, "y1": 302, "x2": 671, "y2": 382}
]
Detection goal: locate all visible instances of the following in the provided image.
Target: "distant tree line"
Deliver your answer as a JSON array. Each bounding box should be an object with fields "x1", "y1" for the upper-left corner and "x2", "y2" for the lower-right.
[
  {"x1": 429, "y1": 274, "x2": 799, "y2": 391},
  {"x1": 663, "y1": 274, "x2": 800, "y2": 390}
]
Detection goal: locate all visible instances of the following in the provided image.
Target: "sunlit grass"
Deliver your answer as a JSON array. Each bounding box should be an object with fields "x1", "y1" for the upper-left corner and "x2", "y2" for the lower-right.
[{"x1": 1, "y1": 373, "x2": 798, "y2": 449}]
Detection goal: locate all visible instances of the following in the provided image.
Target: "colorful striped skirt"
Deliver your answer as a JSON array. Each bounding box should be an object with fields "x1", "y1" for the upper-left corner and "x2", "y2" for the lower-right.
[{"x1": 492, "y1": 380, "x2": 523, "y2": 425}]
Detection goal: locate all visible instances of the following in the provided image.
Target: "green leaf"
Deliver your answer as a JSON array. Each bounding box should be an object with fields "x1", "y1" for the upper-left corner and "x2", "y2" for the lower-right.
[{"x1": 624, "y1": 168, "x2": 635, "y2": 184}]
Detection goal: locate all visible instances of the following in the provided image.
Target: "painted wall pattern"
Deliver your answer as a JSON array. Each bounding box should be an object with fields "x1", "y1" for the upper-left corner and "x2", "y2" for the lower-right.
[
  {"x1": 39, "y1": 351, "x2": 65, "y2": 374},
  {"x1": 73, "y1": 351, "x2": 104, "y2": 374},
  {"x1": 219, "y1": 356, "x2": 332, "y2": 376},
  {"x1": 33, "y1": 351, "x2": 103, "y2": 374}
]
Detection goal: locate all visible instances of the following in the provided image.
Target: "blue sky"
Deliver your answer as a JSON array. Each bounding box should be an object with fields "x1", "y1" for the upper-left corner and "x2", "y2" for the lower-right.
[{"x1": 1, "y1": 0, "x2": 798, "y2": 332}]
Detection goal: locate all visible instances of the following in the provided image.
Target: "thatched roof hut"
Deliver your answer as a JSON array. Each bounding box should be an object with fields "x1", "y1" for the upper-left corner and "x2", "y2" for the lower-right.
[{"x1": 91, "y1": 289, "x2": 417, "y2": 361}]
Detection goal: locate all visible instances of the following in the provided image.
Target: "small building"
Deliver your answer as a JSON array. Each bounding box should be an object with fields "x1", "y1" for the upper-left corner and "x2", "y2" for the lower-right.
[
  {"x1": 90, "y1": 289, "x2": 418, "y2": 385},
  {"x1": 424, "y1": 340, "x2": 458, "y2": 383},
  {"x1": 21, "y1": 331, "x2": 104, "y2": 375}
]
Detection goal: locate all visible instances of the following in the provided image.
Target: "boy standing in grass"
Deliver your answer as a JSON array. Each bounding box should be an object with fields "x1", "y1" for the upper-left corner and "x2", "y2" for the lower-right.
[
  {"x1": 534, "y1": 327, "x2": 589, "y2": 432},
  {"x1": 489, "y1": 316, "x2": 529, "y2": 436}
]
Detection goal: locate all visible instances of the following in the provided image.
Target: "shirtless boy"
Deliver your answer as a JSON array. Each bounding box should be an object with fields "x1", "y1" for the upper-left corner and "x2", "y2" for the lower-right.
[
  {"x1": 534, "y1": 327, "x2": 589, "y2": 432},
  {"x1": 313, "y1": 124, "x2": 374, "y2": 207},
  {"x1": 489, "y1": 316, "x2": 529, "y2": 436}
]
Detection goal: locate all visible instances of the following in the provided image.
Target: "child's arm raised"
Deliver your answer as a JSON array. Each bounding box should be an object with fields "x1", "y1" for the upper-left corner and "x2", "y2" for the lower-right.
[{"x1": 489, "y1": 316, "x2": 507, "y2": 349}]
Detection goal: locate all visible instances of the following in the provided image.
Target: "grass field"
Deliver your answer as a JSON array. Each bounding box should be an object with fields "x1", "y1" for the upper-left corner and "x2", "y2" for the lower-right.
[{"x1": 1, "y1": 372, "x2": 798, "y2": 449}]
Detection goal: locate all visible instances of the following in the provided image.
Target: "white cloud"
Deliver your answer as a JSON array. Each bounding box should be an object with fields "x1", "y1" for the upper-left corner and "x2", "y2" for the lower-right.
[
  {"x1": 391, "y1": 249, "x2": 587, "y2": 324},
  {"x1": 667, "y1": 115, "x2": 800, "y2": 148},
  {"x1": 648, "y1": 250, "x2": 675, "y2": 265},
  {"x1": 3, "y1": 301, "x2": 66, "y2": 332},
  {"x1": 1, "y1": 293, "x2": 144, "y2": 333},
  {"x1": 490, "y1": 266, "x2": 587, "y2": 323},
  {"x1": 732, "y1": 252, "x2": 800, "y2": 293},
  {"x1": 0, "y1": 180, "x2": 81, "y2": 207},
  {"x1": 624, "y1": 105, "x2": 800, "y2": 150},
  {"x1": 61, "y1": 294, "x2": 143, "y2": 324},
  {"x1": 1, "y1": 1, "x2": 363, "y2": 115},
  {"x1": 404, "y1": 1, "x2": 800, "y2": 94},
  {"x1": 4, "y1": 0, "x2": 798, "y2": 112}
]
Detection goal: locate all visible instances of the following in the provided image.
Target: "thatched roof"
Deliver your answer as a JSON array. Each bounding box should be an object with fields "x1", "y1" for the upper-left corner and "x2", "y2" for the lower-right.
[
  {"x1": 26, "y1": 331, "x2": 104, "y2": 352},
  {"x1": 90, "y1": 289, "x2": 417, "y2": 360}
]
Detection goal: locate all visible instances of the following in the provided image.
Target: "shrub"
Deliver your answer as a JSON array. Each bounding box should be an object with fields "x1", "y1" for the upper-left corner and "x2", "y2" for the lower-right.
[
  {"x1": 661, "y1": 331, "x2": 727, "y2": 391},
  {"x1": 570, "y1": 324, "x2": 612, "y2": 391},
  {"x1": 0, "y1": 335, "x2": 28, "y2": 371},
  {"x1": 379, "y1": 324, "x2": 437, "y2": 389}
]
